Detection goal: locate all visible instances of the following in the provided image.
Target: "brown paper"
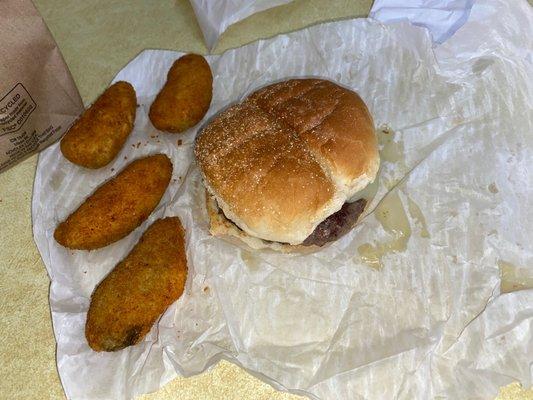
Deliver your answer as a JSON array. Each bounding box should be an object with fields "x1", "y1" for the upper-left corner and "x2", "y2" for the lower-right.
[{"x1": 0, "y1": 0, "x2": 83, "y2": 173}]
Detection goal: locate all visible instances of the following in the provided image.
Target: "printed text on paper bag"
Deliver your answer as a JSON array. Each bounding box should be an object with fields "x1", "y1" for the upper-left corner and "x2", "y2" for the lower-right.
[{"x1": 0, "y1": 83, "x2": 36, "y2": 135}]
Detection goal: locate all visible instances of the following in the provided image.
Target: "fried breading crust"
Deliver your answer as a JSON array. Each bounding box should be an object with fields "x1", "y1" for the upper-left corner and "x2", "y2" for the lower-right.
[
  {"x1": 85, "y1": 217, "x2": 188, "y2": 352},
  {"x1": 60, "y1": 81, "x2": 137, "y2": 169},
  {"x1": 149, "y1": 54, "x2": 212, "y2": 133},
  {"x1": 54, "y1": 154, "x2": 172, "y2": 250}
]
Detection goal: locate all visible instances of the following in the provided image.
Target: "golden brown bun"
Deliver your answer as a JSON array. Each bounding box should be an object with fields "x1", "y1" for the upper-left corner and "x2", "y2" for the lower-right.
[
  {"x1": 149, "y1": 54, "x2": 213, "y2": 133},
  {"x1": 196, "y1": 79, "x2": 379, "y2": 245},
  {"x1": 60, "y1": 81, "x2": 137, "y2": 169},
  {"x1": 205, "y1": 193, "x2": 316, "y2": 253}
]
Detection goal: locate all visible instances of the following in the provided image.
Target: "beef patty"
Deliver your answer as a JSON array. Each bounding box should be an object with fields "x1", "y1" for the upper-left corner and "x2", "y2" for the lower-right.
[
  {"x1": 215, "y1": 197, "x2": 367, "y2": 247},
  {"x1": 302, "y1": 199, "x2": 367, "y2": 246}
]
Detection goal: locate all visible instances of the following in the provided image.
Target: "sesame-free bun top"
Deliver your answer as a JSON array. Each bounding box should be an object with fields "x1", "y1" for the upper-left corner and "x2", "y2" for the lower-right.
[{"x1": 195, "y1": 79, "x2": 379, "y2": 245}]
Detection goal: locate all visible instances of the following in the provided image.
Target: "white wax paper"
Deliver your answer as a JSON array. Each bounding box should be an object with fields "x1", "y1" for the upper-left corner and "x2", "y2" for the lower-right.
[
  {"x1": 189, "y1": 0, "x2": 293, "y2": 51},
  {"x1": 370, "y1": 0, "x2": 474, "y2": 43},
  {"x1": 32, "y1": 0, "x2": 533, "y2": 399}
]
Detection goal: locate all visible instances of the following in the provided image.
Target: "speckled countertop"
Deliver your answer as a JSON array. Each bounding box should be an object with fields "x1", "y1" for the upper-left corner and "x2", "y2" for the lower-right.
[{"x1": 0, "y1": 1, "x2": 531, "y2": 399}]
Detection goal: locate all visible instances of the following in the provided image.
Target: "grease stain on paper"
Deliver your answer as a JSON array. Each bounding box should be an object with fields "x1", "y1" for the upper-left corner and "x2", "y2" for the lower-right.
[
  {"x1": 378, "y1": 125, "x2": 405, "y2": 167},
  {"x1": 498, "y1": 260, "x2": 533, "y2": 293},
  {"x1": 358, "y1": 126, "x2": 430, "y2": 269},
  {"x1": 488, "y1": 182, "x2": 499, "y2": 193},
  {"x1": 358, "y1": 191, "x2": 412, "y2": 270},
  {"x1": 49, "y1": 170, "x2": 66, "y2": 191},
  {"x1": 406, "y1": 196, "x2": 430, "y2": 238},
  {"x1": 241, "y1": 250, "x2": 261, "y2": 272},
  {"x1": 377, "y1": 124, "x2": 408, "y2": 190}
]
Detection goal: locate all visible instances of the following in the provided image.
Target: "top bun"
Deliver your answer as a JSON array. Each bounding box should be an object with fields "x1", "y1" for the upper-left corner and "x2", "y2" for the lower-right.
[{"x1": 195, "y1": 79, "x2": 379, "y2": 245}]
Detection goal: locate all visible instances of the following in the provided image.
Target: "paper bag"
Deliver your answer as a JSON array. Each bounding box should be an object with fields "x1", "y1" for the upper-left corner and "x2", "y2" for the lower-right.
[{"x1": 0, "y1": 0, "x2": 83, "y2": 173}]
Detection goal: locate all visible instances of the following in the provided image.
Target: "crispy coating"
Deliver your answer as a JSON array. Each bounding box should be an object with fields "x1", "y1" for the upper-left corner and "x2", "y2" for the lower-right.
[
  {"x1": 60, "y1": 81, "x2": 137, "y2": 169},
  {"x1": 149, "y1": 54, "x2": 213, "y2": 133},
  {"x1": 54, "y1": 154, "x2": 172, "y2": 250},
  {"x1": 85, "y1": 217, "x2": 188, "y2": 352}
]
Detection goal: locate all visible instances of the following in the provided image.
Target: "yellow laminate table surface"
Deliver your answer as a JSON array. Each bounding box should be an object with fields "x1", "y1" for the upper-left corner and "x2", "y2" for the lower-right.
[{"x1": 0, "y1": 1, "x2": 531, "y2": 399}]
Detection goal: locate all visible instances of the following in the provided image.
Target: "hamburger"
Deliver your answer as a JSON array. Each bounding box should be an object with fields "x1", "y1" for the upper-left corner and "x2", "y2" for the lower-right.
[{"x1": 195, "y1": 78, "x2": 379, "y2": 252}]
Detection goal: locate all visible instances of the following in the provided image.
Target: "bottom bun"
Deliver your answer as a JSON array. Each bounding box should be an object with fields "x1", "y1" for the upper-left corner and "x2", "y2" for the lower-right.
[{"x1": 206, "y1": 193, "x2": 319, "y2": 254}]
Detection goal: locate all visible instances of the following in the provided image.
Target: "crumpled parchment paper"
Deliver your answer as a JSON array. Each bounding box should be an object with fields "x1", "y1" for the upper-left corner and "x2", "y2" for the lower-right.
[
  {"x1": 189, "y1": 0, "x2": 293, "y2": 51},
  {"x1": 370, "y1": 0, "x2": 474, "y2": 44},
  {"x1": 32, "y1": 0, "x2": 533, "y2": 398}
]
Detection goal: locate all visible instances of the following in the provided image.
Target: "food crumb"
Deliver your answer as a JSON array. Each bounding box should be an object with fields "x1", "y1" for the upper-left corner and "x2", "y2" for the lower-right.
[
  {"x1": 488, "y1": 182, "x2": 499, "y2": 193},
  {"x1": 177, "y1": 139, "x2": 183, "y2": 146},
  {"x1": 203, "y1": 286, "x2": 209, "y2": 293}
]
